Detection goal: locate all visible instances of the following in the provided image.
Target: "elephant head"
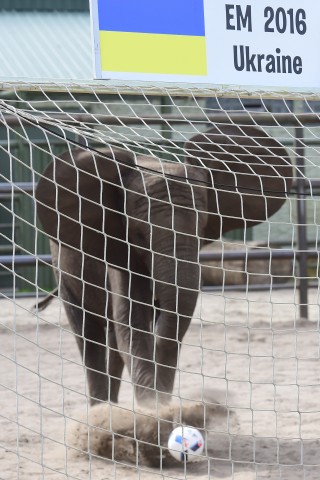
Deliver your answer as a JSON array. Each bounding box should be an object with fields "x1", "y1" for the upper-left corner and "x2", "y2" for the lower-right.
[{"x1": 36, "y1": 124, "x2": 292, "y2": 406}]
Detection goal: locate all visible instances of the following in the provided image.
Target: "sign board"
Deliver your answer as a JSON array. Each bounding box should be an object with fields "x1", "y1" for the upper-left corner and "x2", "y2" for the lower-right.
[{"x1": 90, "y1": 0, "x2": 320, "y2": 89}]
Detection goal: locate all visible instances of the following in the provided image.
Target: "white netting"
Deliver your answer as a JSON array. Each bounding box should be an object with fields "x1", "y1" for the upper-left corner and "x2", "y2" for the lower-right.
[{"x1": 1, "y1": 82, "x2": 320, "y2": 480}]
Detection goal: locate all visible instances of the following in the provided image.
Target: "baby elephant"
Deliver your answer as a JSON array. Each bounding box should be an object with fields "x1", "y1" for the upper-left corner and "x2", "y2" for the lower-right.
[{"x1": 36, "y1": 124, "x2": 292, "y2": 406}]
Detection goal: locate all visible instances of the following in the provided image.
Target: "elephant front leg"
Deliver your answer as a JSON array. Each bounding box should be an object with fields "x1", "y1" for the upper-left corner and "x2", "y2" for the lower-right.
[
  {"x1": 154, "y1": 289, "x2": 198, "y2": 400},
  {"x1": 108, "y1": 267, "x2": 158, "y2": 406},
  {"x1": 155, "y1": 320, "x2": 190, "y2": 399}
]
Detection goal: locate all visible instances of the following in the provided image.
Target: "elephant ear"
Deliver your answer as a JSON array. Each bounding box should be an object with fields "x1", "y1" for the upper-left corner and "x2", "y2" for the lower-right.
[
  {"x1": 36, "y1": 147, "x2": 135, "y2": 266},
  {"x1": 184, "y1": 124, "x2": 293, "y2": 237}
]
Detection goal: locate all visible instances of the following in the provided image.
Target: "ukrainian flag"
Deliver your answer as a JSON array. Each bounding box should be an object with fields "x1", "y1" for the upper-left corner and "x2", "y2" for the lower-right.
[{"x1": 98, "y1": 0, "x2": 207, "y2": 76}]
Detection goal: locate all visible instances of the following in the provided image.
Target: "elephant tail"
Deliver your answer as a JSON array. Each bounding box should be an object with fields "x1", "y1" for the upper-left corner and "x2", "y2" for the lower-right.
[{"x1": 32, "y1": 286, "x2": 58, "y2": 313}]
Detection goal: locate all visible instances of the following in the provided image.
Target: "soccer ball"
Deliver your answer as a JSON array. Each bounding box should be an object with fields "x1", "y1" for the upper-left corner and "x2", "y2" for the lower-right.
[{"x1": 167, "y1": 426, "x2": 204, "y2": 462}]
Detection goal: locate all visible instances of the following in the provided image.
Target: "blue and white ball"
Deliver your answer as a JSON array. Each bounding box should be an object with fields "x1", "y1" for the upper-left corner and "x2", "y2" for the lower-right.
[{"x1": 167, "y1": 426, "x2": 204, "y2": 462}]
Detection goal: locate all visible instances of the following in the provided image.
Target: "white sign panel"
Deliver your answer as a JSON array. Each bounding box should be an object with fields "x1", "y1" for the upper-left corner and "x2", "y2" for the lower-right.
[{"x1": 90, "y1": 0, "x2": 320, "y2": 89}]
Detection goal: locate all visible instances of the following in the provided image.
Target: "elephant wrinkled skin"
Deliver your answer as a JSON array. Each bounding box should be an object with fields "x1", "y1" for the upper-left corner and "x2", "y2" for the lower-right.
[{"x1": 36, "y1": 125, "x2": 292, "y2": 406}]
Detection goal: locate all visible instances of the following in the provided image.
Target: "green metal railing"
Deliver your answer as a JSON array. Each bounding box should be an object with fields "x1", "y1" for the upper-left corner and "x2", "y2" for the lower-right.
[{"x1": 0, "y1": 0, "x2": 89, "y2": 11}]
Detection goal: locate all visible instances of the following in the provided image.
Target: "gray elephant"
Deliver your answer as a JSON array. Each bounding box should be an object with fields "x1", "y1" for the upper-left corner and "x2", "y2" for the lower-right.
[{"x1": 36, "y1": 124, "x2": 292, "y2": 406}]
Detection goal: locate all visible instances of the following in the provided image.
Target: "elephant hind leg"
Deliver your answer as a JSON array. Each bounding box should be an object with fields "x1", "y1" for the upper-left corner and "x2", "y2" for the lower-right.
[
  {"x1": 64, "y1": 303, "x2": 107, "y2": 404},
  {"x1": 106, "y1": 319, "x2": 124, "y2": 403}
]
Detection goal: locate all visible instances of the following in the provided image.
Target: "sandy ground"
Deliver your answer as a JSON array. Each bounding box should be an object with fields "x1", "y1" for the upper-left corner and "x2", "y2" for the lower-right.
[{"x1": 1, "y1": 286, "x2": 320, "y2": 480}]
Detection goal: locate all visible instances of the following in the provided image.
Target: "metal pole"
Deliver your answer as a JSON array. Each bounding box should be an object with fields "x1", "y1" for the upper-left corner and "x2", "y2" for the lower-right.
[
  {"x1": 3, "y1": 111, "x2": 320, "y2": 128},
  {"x1": 0, "y1": 254, "x2": 52, "y2": 266},
  {"x1": 1, "y1": 249, "x2": 318, "y2": 267},
  {"x1": 295, "y1": 124, "x2": 309, "y2": 319}
]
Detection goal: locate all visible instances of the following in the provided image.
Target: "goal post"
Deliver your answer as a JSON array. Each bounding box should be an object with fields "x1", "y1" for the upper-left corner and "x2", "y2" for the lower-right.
[{"x1": 1, "y1": 79, "x2": 320, "y2": 479}]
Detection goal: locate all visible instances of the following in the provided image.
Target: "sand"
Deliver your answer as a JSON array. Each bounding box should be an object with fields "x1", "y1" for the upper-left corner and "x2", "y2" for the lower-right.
[{"x1": 1, "y1": 286, "x2": 320, "y2": 480}]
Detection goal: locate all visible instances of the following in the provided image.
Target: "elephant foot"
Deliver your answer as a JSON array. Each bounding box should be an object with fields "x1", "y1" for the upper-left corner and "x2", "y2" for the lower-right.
[
  {"x1": 67, "y1": 400, "x2": 229, "y2": 467},
  {"x1": 134, "y1": 384, "x2": 172, "y2": 410}
]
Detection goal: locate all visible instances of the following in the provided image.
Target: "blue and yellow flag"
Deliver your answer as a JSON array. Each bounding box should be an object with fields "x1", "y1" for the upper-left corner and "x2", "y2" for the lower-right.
[{"x1": 98, "y1": 0, "x2": 207, "y2": 76}]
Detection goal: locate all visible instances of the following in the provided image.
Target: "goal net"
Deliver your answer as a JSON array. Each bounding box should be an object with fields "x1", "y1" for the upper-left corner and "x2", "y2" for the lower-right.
[{"x1": 1, "y1": 81, "x2": 320, "y2": 480}]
